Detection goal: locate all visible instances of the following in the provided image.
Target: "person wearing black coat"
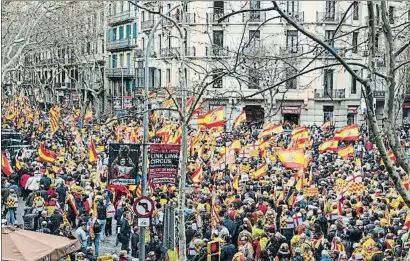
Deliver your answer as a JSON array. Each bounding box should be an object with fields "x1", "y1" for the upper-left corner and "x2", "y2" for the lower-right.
[
  {"x1": 40, "y1": 174, "x2": 51, "y2": 190},
  {"x1": 49, "y1": 210, "x2": 63, "y2": 234},
  {"x1": 96, "y1": 199, "x2": 107, "y2": 240},
  {"x1": 220, "y1": 237, "x2": 236, "y2": 261},
  {"x1": 120, "y1": 213, "x2": 132, "y2": 252},
  {"x1": 131, "y1": 228, "x2": 139, "y2": 258}
]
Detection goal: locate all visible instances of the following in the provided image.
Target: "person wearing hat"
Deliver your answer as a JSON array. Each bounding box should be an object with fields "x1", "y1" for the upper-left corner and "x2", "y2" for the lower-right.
[{"x1": 6, "y1": 188, "x2": 19, "y2": 224}]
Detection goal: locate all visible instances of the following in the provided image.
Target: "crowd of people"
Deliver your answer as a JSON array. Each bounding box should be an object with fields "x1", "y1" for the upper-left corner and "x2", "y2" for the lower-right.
[{"x1": 2, "y1": 95, "x2": 410, "y2": 261}]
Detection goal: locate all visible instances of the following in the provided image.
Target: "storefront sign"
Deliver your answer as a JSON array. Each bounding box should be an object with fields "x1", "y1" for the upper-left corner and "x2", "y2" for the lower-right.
[
  {"x1": 124, "y1": 96, "x2": 133, "y2": 108},
  {"x1": 347, "y1": 106, "x2": 358, "y2": 114},
  {"x1": 113, "y1": 97, "x2": 122, "y2": 109},
  {"x1": 403, "y1": 102, "x2": 410, "y2": 109},
  {"x1": 148, "y1": 144, "x2": 181, "y2": 186},
  {"x1": 108, "y1": 144, "x2": 141, "y2": 185},
  {"x1": 281, "y1": 106, "x2": 301, "y2": 114}
]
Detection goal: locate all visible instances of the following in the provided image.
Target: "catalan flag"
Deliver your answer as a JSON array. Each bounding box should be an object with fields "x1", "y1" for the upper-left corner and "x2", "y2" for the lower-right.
[
  {"x1": 211, "y1": 191, "x2": 220, "y2": 228},
  {"x1": 338, "y1": 144, "x2": 354, "y2": 159},
  {"x1": 295, "y1": 169, "x2": 305, "y2": 191},
  {"x1": 275, "y1": 148, "x2": 305, "y2": 169},
  {"x1": 169, "y1": 127, "x2": 182, "y2": 144},
  {"x1": 1, "y1": 152, "x2": 13, "y2": 176},
  {"x1": 318, "y1": 139, "x2": 339, "y2": 153},
  {"x1": 38, "y1": 144, "x2": 57, "y2": 163},
  {"x1": 339, "y1": 124, "x2": 359, "y2": 141},
  {"x1": 89, "y1": 137, "x2": 99, "y2": 164},
  {"x1": 233, "y1": 110, "x2": 247, "y2": 128},
  {"x1": 252, "y1": 164, "x2": 268, "y2": 179},
  {"x1": 49, "y1": 107, "x2": 60, "y2": 133}
]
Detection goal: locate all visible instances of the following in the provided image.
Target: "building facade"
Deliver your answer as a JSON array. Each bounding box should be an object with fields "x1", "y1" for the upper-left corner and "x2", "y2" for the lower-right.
[{"x1": 133, "y1": 0, "x2": 409, "y2": 128}]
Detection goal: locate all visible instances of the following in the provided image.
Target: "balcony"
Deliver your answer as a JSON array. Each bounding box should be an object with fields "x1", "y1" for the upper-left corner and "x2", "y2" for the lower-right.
[
  {"x1": 314, "y1": 89, "x2": 346, "y2": 99},
  {"x1": 279, "y1": 45, "x2": 304, "y2": 56},
  {"x1": 160, "y1": 47, "x2": 196, "y2": 58},
  {"x1": 106, "y1": 68, "x2": 136, "y2": 78},
  {"x1": 373, "y1": 90, "x2": 385, "y2": 99},
  {"x1": 243, "y1": 43, "x2": 263, "y2": 56},
  {"x1": 141, "y1": 19, "x2": 155, "y2": 31},
  {"x1": 107, "y1": 10, "x2": 137, "y2": 26},
  {"x1": 206, "y1": 45, "x2": 230, "y2": 57},
  {"x1": 280, "y1": 11, "x2": 305, "y2": 23},
  {"x1": 242, "y1": 12, "x2": 266, "y2": 23},
  {"x1": 107, "y1": 38, "x2": 137, "y2": 51},
  {"x1": 316, "y1": 12, "x2": 343, "y2": 24},
  {"x1": 207, "y1": 12, "x2": 229, "y2": 24}
]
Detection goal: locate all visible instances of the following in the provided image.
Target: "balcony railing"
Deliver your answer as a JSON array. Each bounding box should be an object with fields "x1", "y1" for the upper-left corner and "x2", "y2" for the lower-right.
[
  {"x1": 279, "y1": 45, "x2": 304, "y2": 56},
  {"x1": 314, "y1": 89, "x2": 346, "y2": 99},
  {"x1": 316, "y1": 12, "x2": 343, "y2": 23},
  {"x1": 281, "y1": 11, "x2": 305, "y2": 23},
  {"x1": 107, "y1": 38, "x2": 137, "y2": 51},
  {"x1": 243, "y1": 42, "x2": 263, "y2": 56},
  {"x1": 206, "y1": 45, "x2": 230, "y2": 57},
  {"x1": 242, "y1": 12, "x2": 266, "y2": 23},
  {"x1": 106, "y1": 68, "x2": 136, "y2": 78},
  {"x1": 107, "y1": 10, "x2": 137, "y2": 26},
  {"x1": 207, "y1": 12, "x2": 229, "y2": 24},
  {"x1": 141, "y1": 19, "x2": 155, "y2": 31},
  {"x1": 160, "y1": 47, "x2": 196, "y2": 58},
  {"x1": 373, "y1": 90, "x2": 385, "y2": 99}
]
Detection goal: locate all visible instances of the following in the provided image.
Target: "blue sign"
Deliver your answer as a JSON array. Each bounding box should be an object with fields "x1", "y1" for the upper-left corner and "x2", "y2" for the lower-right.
[{"x1": 116, "y1": 111, "x2": 126, "y2": 118}]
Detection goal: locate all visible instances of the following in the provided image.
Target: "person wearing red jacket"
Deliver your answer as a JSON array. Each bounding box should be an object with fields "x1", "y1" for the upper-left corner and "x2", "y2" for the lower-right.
[{"x1": 20, "y1": 171, "x2": 31, "y2": 200}]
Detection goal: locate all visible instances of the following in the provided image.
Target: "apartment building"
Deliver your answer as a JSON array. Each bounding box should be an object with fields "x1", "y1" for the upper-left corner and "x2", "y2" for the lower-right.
[
  {"x1": 105, "y1": 1, "x2": 139, "y2": 112},
  {"x1": 3, "y1": 1, "x2": 106, "y2": 113},
  {"x1": 133, "y1": 1, "x2": 409, "y2": 128}
]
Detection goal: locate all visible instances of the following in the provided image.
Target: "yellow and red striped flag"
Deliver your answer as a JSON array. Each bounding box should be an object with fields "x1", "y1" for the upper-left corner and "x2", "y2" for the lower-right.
[
  {"x1": 15, "y1": 158, "x2": 22, "y2": 172},
  {"x1": 233, "y1": 110, "x2": 247, "y2": 128},
  {"x1": 339, "y1": 124, "x2": 359, "y2": 141},
  {"x1": 89, "y1": 137, "x2": 99, "y2": 164},
  {"x1": 318, "y1": 138, "x2": 339, "y2": 153},
  {"x1": 38, "y1": 144, "x2": 57, "y2": 163},
  {"x1": 275, "y1": 148, "x2": 305, "y2": 169},
  {"x1": 85, "y1": 106, "x2": 93, "y2": 121},
  {"x1": 252, "y1": 164, "x2": 268, "y2": 180},
  {"x1": 49, "y1": 107, "x2": 60, "y2": 133},
  {"x1": 338, "y1": 145, "x2": 354, "y2": 159},
  {"x1": 191, "y1": 164, "x2": 203, "y2": 183},
  {"x1": 1, "y1": 152, "x2": 13, "y2": 176}
]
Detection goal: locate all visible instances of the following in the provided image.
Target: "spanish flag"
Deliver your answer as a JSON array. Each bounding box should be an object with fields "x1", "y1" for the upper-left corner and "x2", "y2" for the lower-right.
[
  {"x1": 339, "y1": 124, "x2": 359, "y2": 141},
  {"x1": 275, "y1": 148, "x2": 305, "y2": 169},
  {"x1": 253, "y1": 164, "x2": 268, "y2": 179},
  {"x1": 1, "y1": 152, "x2": 13, "y2": 176},
  {"x1": 89, "y1": 137, "x2": 99, "y2": 164},
  {"x1": 334, "y1": 130, "x2": 342, "y2": 140},
  {"x1": 318, "y1": 139, "x2": 339, "y2": 153},
  {"x1": 292, "y1": 126, "x2": 307, "y2": 136},
  {"x1": 169, "y1": 127, "x2": 182, "y2": 144},
  {"x1": 295, "y1": 169, "x2": 305, "y2": 191},
  {"x1": 191, "y1": 164, "x2": 203, "y2": 183},
  {"x1": 85, "y1": 105, "x2": 93, "y2": 121},
  {"x1": 321, "y1": 121, "x2": 331, "y2": 129},
  {"x1": 38, "y1": 144, "x2": 57, "y2": 163},
  {"x1": 233, "y1": 111, "x2": 247, "y2": 128},
  {"x1": 292, "y1": 129, "x2": 310, "y2": 143},
  {"x1": 258, "y1": 124, "x2": 284, "y2": 139},
  {"x1": 338, "y1": 144, "x2": 354, "y2": 159},
  {"x1": 200, "y1": 107, "x2": 225, "y2": 128},
  {"x1": 15, "y1": 158, "x2": 22, "y2": 172},
  {"x1": 186, "y1": 96, "x2": 202, "y2": 115}
]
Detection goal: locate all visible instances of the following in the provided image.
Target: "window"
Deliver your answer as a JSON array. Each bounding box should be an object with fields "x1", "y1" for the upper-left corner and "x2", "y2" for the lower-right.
[
  {"x1": 166, "y1": 69, "x2": 171, "y2": 84},
  {"x1": 323, "y1": 106, "x2": 334, "y2": 123},
  {"x1": 325, "y1": 30, "x2": 335, "y2": 47},
  {"x1": 375, "y1": 34, "x2": 379, "y2": 52},
  {"x1": 249, "y1": 30, "x2": 260, "y2": 46},
  {"x1": 119, "y1": 26, "x2": 124, "y2": 39},
  {"x1": 213, "y1": 30, "x2": 224, "y2": 47},
  {"x1": 142, "y1": 11, "x2": 145, "y2": 22},
  {"x1": 142, "y1": 38, "x2": 145, "y2": 51},
  {"x1": 112, "y1": 55, "x2": 117, "y2": 68},
  {"x1": 214, "y1": 1, "x2": 224, "y2": 14},
  {"x1": 353, "y1": 1, "x2": 359, "y2": 20},
  {"x1": 286, "y1": 30, "x2": 298, "y2": 52},
  {"x1": 287, "y1": 1, "x2": 299, "y2": 13},
  {"x1": 389, "y1": 6, "x2": 394, "y2": 24},
  {"x1": 112, "y1": 28, "x2": 117, "y2": 41},
  {"x1": 250, "y1": 1, "x2": 261, "y2": 21},
  {"x1": 121, "y1": 0, "x2": 124, "y2": 12},
  {"x1": 352, "y1": 32, "x2": 358, "y2": 53},
  {"x1": 126, "y1": 53, "x2": 131, "y2": 68},
  {"x1": 351, "y1": 70, "x2": 358, "y2": 94},
  {"x1": 158, "y1": 70, "x2": 162, "y2": 88},
  {"x1": 126, "y1": 24, "x2": 131, "y2": 38},
  {"x1": 159, "y1": 35, "x2": 162, "y2": 50},
  {"x1": 376, "y1": 5, "x2": 380, "y2": 25},
  {"x1": 325, "y1": 1, "x2": 336, "y2": 19},
  {"x1": 212, "y1": 69, "x2": 223, "y2": 88},
  {"x1": 324, "y1": 69, "x2": 334, "y2": 95},
  {"x1": 119, "y1": 54, "x2": 124, "y2": 67},
  {"x1": 132, "y1": 23, "x2": 137, "y2": 38},
  {"x1": 285, "y1": 68, "x2": 297, "y2": 89},
  {"x1": 109, "y1": 4, "x2": 112, "y2": 15}
]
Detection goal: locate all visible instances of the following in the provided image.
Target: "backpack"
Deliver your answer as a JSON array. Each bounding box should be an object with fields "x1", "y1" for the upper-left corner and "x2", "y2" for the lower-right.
[{"x1": 93, "y1": 220, "x2": 102, "y2": 233}]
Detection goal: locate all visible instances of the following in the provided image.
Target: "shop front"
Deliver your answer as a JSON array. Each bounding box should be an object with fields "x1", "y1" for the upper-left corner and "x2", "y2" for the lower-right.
[
  {"x1": 281, "y1": 106, "x2": 301, "y2": 125},
  {"x1": 347, "y1": 105, "x2": 359, "y2": 124}
]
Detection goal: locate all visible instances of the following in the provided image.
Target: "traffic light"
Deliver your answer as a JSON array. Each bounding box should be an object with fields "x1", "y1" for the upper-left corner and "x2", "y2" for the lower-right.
[{"x1": 207, "y1": 241, "x2": 220, "y2": 261}]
